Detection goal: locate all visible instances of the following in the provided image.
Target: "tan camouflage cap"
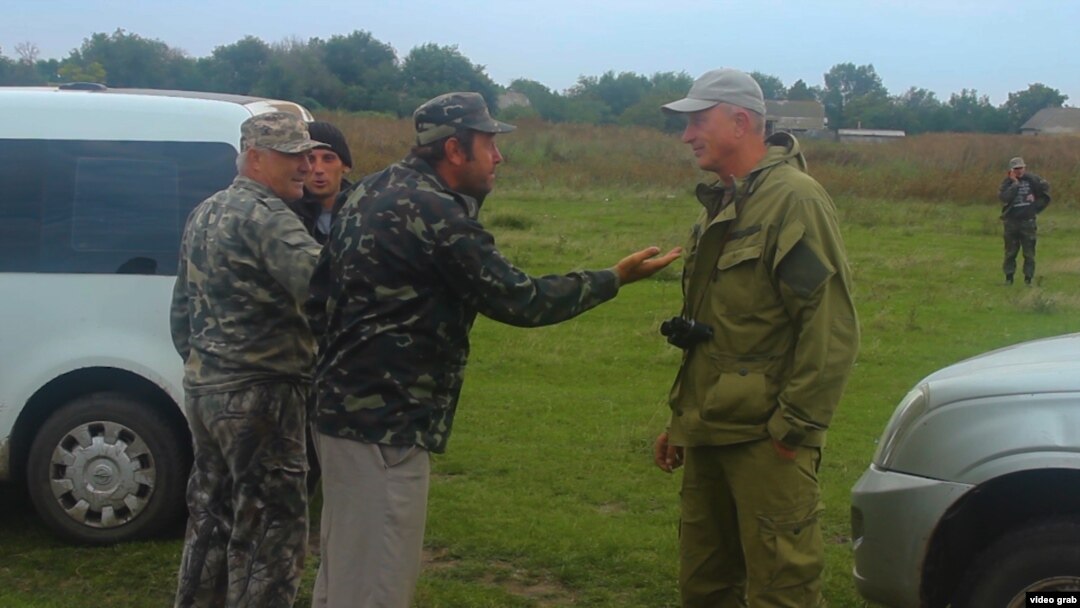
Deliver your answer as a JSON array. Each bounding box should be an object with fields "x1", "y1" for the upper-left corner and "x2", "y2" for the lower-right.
[
  {"x1": 662, "y1": 68, "x2": 766, "y2": 116},
  {"x1": 1009, "y1": 156, "x2": 1026, "y2": 169},
  {"x1": 241, "y1": 111, "x2": 326, "y2": 154},
  {"x1": 413, "y1": 92, "x2": 516, "y2": 146}
]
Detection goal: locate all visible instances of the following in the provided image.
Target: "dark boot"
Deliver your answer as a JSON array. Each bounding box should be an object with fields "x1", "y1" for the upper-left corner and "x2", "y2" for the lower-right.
[
  {"x1": 1005, "y1": 274, "x2": 1014, "y2": 285},
  {"x1": 1025, "y1": 275, "x2": 1032, "y2": 286}
]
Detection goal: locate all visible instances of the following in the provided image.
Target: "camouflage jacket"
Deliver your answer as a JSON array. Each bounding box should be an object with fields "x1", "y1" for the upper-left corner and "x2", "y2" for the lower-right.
[
  {"x1": 998, "y1": 172, "x2": 1050, "y2": 221},
  {"x1": 306, "y1": 154, "x2": 619, "y2": 453},
  {"x1": 668, "y1": 132, "x2": 859, "y2": 449},
  {"x1": 171, "y1": 176, "x2": 322, "y2": 395}
]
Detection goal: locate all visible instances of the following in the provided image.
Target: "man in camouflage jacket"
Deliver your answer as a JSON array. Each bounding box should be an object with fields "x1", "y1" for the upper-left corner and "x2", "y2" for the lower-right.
[
  {"x1": 170, "y1": 112, "x2": 324, "y2": 608},
  {"x1": 998, "y1": 156, "x2": 1050, "y2": 285},
  {"x1": 654, "y1": 69, "x2": 859, "y2": 608},
  {"x1": 304, "y1": 92, "x2": 680, "y2": 608}
]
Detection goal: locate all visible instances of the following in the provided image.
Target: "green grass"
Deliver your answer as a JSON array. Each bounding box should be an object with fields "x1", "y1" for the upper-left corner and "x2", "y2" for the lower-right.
[{"x1": 3, "y1": 191, "x2": 1080, "y2": 607}]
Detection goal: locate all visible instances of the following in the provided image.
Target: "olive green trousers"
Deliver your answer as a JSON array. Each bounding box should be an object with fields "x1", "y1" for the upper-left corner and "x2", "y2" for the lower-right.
[{"x1": 679, "y1": 439, "x2": 825, "y2": 608}]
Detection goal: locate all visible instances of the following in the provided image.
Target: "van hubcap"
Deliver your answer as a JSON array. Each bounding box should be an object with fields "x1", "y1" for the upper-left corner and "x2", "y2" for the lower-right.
[
  {"x1": 1009, "y1": 577, "x2": 1080, "y2": 608},
  {"x1": 47, "y1": 421, "x2": 156, "y2": 528}
]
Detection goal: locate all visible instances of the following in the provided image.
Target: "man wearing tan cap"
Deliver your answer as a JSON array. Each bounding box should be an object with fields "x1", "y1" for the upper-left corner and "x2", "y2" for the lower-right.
[
  {"x1": 653, "y1": 69, "x2": 859, "y2": 607},
  {"x1": 304, "y1": 92, "x2": 681, "y2": 607},
  {"x1": 998, "y1": 156, "x2": 1051, "y2": 285},
  {"x1": 171, "y1": 111, "x2": 323, "y2": 608}
]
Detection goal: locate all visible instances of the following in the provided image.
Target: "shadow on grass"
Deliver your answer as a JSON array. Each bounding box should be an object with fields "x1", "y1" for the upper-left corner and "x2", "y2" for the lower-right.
[{"x1": 0, "y1": 482, "x2": 53, "y2": 544}]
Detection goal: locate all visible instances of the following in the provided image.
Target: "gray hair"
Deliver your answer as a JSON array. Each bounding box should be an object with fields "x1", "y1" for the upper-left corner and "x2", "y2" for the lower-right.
[{"x1": 719, "y1": 102, "x2": 766, "y2": 137}]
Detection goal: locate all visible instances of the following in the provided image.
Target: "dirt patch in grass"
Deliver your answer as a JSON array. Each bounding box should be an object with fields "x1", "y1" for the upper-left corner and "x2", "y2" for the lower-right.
[
  {"x1": 481, "y1": 560, "x2": 578, "y2": 607},
  {"x1": 1044, "y1": 257, "x2": 1080, "y2": 275},
  {"x1": 422, "y1": 549, "x2": 579, "y2": 606}
]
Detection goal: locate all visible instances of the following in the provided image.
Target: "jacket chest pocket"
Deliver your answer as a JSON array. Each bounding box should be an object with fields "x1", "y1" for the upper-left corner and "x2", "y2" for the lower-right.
[{"x1": 712, "y1": 240, "x2": 779, "y2": 315}]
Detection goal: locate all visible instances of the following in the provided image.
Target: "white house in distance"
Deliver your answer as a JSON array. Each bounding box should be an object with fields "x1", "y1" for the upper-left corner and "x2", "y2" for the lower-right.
[
  {"x1": 764, "y1": 100, "x2": 826, "y2": 135},
  {"x1": 837, "y1": 128, "x2": 906, "y2": 143},
  {"x1": 1020, "y1": 107, "x2": 1080, "y2": 135}
]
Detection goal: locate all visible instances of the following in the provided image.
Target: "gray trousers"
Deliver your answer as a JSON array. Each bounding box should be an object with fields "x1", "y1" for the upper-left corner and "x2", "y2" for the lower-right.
[{"x1": 312, "y1": 433, "x2": 430, "y2": 608}]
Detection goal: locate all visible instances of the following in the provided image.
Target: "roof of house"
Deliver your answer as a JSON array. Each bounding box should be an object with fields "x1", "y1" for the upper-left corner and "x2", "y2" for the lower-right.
[
  {"x1": 1020, "y1": 107, "x2": 1080, "y2": 132},
  {"x1": 765, "y1": 100, "x2": 824, "y2": 119},
  {"x1": 837, "y1": 128, "x2": 906, "y2": 137}
]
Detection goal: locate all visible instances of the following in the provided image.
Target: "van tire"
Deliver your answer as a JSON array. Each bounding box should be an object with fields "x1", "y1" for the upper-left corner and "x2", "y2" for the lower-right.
[
  {"x1": 952, "y1": 518, "x2": 1080, "y2": 608},
  {"x1": 26, "y1": 391, "x2": 189, "y2": 544}
]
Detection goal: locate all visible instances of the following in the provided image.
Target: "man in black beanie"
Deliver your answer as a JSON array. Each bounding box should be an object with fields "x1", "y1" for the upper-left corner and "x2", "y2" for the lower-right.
[{"x1": 291, "y1": 121, "x2": 353, "y2": 244}]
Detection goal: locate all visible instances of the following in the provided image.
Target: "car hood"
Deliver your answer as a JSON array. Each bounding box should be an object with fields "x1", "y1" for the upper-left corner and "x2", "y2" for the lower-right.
[{"x1": 923, "y1": 333, "x2": 1080, "y2": 406}]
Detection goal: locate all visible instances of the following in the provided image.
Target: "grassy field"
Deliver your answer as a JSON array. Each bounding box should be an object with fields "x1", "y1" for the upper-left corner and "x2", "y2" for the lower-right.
[
  {"x1": 2, "y1": 117, "x2": 1080, "y2": 604},
  {"x1": 3, "y1": 126, "x2": 1080, "y2": 606}
]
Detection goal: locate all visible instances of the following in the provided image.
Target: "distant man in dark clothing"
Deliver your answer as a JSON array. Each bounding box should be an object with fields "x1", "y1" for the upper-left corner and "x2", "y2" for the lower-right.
[
  {"x1": 304, "y1": 92, "x2": 681, "y2": 608},
  {"x1": 290, "y1": 121, "x2": 353, "y2": 244},
  {"x1": 998, "y1": 156, "x2": 1050, "y2": 285}
]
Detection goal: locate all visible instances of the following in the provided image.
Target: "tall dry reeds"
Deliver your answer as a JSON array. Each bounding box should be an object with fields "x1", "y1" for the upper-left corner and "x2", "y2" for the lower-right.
[
  {"x1": 808, "y1": 133, "x2": 1080, "y2": 206},
  {"x1": 319, "y1": 110, "x2": 1080, "y2": 206}
]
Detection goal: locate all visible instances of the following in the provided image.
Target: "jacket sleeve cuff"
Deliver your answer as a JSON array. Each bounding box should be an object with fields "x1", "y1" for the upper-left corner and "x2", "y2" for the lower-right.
[
  {"x1": 606, "y1": 267, "x2": 622, "y2": 290},
  {"x1": 767, "y1": 409, "x2": 807, "y2": 448}
]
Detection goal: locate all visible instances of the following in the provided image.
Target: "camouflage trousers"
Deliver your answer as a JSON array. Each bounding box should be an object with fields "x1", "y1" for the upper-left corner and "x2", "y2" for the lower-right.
[
  {"x1": 679, "y1": 439, "x2": 825, "y2": 608},
  {"x1": 1002, "y1": 218, "x2": 1037, "y2": 279},
  {"x1": 175, "y1": 382, "x2": 309, "y2": 608}
]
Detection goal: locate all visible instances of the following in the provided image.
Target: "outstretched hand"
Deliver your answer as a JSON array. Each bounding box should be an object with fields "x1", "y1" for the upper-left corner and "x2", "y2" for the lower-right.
[{"x1": 615, "y1": 246, "x2": 682, "y2": 285}]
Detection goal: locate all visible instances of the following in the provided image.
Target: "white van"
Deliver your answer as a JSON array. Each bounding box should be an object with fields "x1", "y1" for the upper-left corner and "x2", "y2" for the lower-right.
[{"x1": 0, "y1": 84, "x2": 314, "y2": 543}]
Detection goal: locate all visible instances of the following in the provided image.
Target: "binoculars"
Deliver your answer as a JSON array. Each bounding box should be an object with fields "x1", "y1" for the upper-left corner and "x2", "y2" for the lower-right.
[{"x1": 660, "y1": 317, "x2": 713, "y2": 349}]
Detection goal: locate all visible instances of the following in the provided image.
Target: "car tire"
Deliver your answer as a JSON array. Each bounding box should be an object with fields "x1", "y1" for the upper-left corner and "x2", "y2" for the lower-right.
[
  {"x1": 26, "y1": 391, "x2": 190, "y2": 544},
  {"x1": 953, "y1": 518, "x2": 1080, "y2": 608}
]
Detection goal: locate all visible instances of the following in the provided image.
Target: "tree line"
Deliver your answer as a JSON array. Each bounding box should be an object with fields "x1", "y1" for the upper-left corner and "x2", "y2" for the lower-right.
[{"x1": 0, "y1": 29, "x2": 1069, "y2": 134}]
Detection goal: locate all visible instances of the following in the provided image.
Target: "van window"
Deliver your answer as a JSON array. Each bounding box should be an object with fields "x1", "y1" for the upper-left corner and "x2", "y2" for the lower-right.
[{"x1": 0, "y1": 139, "x2": 236, "y2": 275}]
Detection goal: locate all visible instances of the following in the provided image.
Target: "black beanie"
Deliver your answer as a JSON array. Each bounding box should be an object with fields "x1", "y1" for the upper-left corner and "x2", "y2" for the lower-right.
[{"x1": 307, "y1": 121, "x2": 353, "y2": 168}]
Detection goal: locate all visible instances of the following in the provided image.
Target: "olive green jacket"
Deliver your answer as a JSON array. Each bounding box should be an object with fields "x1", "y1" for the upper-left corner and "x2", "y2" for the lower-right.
[{"x1": 668, "y1": 132, "x2": 859, "y2": 448}]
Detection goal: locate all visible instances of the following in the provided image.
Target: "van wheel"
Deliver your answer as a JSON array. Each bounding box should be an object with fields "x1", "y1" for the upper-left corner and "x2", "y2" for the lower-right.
[
  {"x1": 952, "y1": 518, "x2": 1080, "y2": 608},
  {"x1": 26, "y1": 392, "x2": 189, "y2": 544}
]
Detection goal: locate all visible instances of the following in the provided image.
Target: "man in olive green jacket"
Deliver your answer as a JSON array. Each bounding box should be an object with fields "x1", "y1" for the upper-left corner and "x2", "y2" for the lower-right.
[{"x1": 654, "y1": 68, "x2": 859, "y2": 608}]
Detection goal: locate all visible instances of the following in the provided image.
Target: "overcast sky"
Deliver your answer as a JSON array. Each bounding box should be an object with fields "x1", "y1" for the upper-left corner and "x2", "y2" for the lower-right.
[{"x1": 5, "y1": 0, "x2": 1077, "y2": 106}]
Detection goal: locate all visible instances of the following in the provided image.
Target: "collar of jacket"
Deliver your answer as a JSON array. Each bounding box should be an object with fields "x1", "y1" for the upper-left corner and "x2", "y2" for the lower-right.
[
  {"x1": 295, "y1": 177, "x2": 353, "y2": 221},
  {"x1": 290, "y1": 196, "x2": 320, "y2": 223},
  {"x1": 402, "y1": 153, "x2": 482, "y2": 218},
  {"x1": 232, "y1": 175, "x2": 283, "y2": 202},
  {"x1": 694, "y1": 131, "x2": 807, "y2": 226}
]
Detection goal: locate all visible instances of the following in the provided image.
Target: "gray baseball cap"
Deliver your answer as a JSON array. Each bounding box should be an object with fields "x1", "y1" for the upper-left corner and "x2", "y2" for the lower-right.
[
  {"x1": 241, "y1": 112, "x2": 325, "y2": 154},
  {"x1": 1009, "y1": 156, "x2": 1026, "y2": 169},
  {"x1": 414, "y1": 92, "x2": 516, "y2": 146},
  {"x1": 662, "y1": 68, "x2": 766, "y2": 116}
]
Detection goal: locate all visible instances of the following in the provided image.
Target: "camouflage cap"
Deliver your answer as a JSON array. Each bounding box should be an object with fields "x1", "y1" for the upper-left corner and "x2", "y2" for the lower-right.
[
  {"x1": 413, "y1": 92, "x2": 516, "y2": 146},
  {"x1": 1009, "y1": 156, "x2": 1026, "y2": 169},
  {"x1": 661, "y1": 68, "x2": 766, "y2": 116},
  {"x1": 241, "y1": 111, "x2": 326, "y2": 154}
]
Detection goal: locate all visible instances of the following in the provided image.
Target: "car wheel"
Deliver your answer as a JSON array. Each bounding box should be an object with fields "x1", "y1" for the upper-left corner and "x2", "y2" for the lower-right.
[
  {"x1": 953, "y1": 518, "x2": 1080, "y2": 608},
  {"x1": 26, "y1": 391, "x2": 189, "y2": 544}
]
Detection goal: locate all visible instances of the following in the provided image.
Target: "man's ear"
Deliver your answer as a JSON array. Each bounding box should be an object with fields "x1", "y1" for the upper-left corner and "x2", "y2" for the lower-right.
[
  {"x1": 245, "y1": 148, "x2": 262, "y2": 173},
  {"x1": 444, "y1": 136, "x2": 467, "y2": 167},
  {"x1": 733, "y1": 110, "x2": 750, "y2": 138}
]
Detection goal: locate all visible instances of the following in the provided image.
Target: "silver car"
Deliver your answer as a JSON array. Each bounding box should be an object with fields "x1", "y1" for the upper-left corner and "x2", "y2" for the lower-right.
[{"x1": 852, "y1": 332, "x2": 1080, "y2": 608}]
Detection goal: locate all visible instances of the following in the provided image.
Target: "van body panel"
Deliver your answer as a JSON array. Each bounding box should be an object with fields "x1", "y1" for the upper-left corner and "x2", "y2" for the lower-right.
[
  {"x1": 0, "y1": 274, "x2": 184, "y2": 479},
  {"x1": 0, "y1": 86, "x2": 314, "y2": 541}
]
